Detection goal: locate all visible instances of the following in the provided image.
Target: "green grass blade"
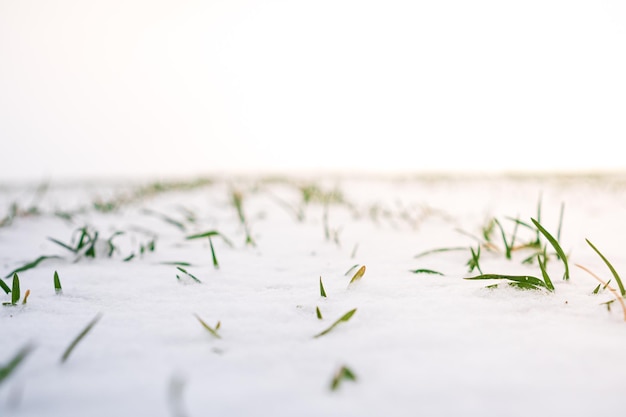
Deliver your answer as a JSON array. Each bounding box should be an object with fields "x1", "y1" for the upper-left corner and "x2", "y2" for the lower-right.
[
  {"x1": 537, "y1": 255, "x2": 554, "y2": 291},
  {"x1": 330, "y1": 365, "x2": 357, "y2": 391},
  {"x1": 493, "y1": 219, "x2": 511, "y2": 259},
  {"x1": 319, "y1": 277, "x2": 327, "y2": 297},
  {"x1": 344, "y1": 264, "x2": 359, "y2": 276},
  {"x1": 0, "y1": 344, "x2": 35, "y2": 386},
  {"x1": 186, "y1": 231, "x2": 234, "y2": 248},
  {"x1": 209, "y1": 236, "x2": 219, "y2": 269},
  {"x1": 585, "y1": 239, "x2": 625, "y2": 296},
  {"x1": 314, "y1": 308, "x2": 357, "y2": 338},
  {"x1": 465, "y1": 274, "x2": 548, "y2": 288},
  {"x1": 194, "y1": 314, "x2": 221, "y2": 339},
  {"x1": 160, "y1": 261, "x2": 193, "y2": 267},
  {"x1": 316, "y1": 306, "x2": 323, "y2": 320},
  {"x1": 47, "y1": 237, "x2": 78, "y2": 253},
  {"x1": 531, "y1": 218, "x2": 569, "y2": 280},
  {"x1": 5, "y1": 255, "x2": 61, "y2": 278},
  {"x1": 60, "y1": 313, "x2": 102, "y2": 364},
  {"x1": 176, "y1": 267, "x2": 202, "y2": 284},
  {"x1": 54, "y1": 271, "x2": 63, "y2": 295},
  {"x1": 11, "y1": 273, "x2": 20, "y2": 305},
  {"x1": 410, "y1": 269, "x2": 444, "y2": 276},
  {"x1": 0, "y1": 278, "x2": 9, "y2": 294},
  {"x1": 414, "y1": 247, "x2": 467, "y2": 259}
]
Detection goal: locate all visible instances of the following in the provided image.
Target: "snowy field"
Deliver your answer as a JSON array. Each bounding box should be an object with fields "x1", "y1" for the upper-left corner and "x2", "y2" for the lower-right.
[{"x1": 2, "y1": 174, "x2": 626, "y2": 417}]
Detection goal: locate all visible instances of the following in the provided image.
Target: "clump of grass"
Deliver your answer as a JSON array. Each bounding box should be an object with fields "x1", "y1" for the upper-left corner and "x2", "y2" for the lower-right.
[
  {"x1": 54, "y1": 271, "x2": 63, "y2": 295},
  {"x1": 0, "y1": 344, "x2": 35, "y2": 386},
  {"x1": 60, "y1": 313, "x2": 103, "y2": 364},
  {"x1": 314, "y1": 308, "x2": 357, "y2": 338},
  {"x1": 194, "y1": 314, "x2": 221, "y2": 339},
  {"x1": 330, "y1": 365, "x2": 357, "y2": 391},
  {"x1": 348, "y1": 266, "x2": 366, "y2": 286},
  {"x1": 319, "y1": 277, "x2": 327, "y2": 298}
]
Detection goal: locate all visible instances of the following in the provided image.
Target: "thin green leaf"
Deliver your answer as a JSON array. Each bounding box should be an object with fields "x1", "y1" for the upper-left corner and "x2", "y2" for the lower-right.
[
  {"x1": 209, "y1": 236, "x2": 219, "y2": 269},
  {"x1": 0, "y1": 278, "x2": 10, "y2": 295},
  {"x1": 0, "y1": 344, "x2": 35, "y2": 386},
  {"x1": 54, "y1": 271, "x2": 63, "y2": 295},
  {"x1": 60, "y1": 313, "x2": 102, "y2": 364},
  {"x1": 531, "y1": 218, "x2": 569, "y2": 280},
  {"x1": 194, "y1": 314, "x2": 221, "y2": 339},
  {"x1": 176, "y1": 267, "x2": 201, "y2": 283},
  {"x1": 493, "y1": 219, "x2": 511, "y2": 259},
  {"x1": 160, "y1": 261, "x2": 193, "y2": 267},
  {"x1": 186, "y1": 230, "x2": 234, "y2": 248},
  {"x1": 330, "y1": 365, "x2": 357, "y2": 391},
  {"x1": 349, "y1": 266, "x2": 366, "y2": 285},
  {"x1": 319, "y1": 277, "x2": 327, "y2": 298},
  {"x1": 11, "y1": 273, "x2": 20, "y2": 305},
  {"x1": 465, "y1": 274, "x2": 548, "y2": 288},
  {"x1": 410, "y1": 269, "x2": 444, "y2": 276},
  {"x1": 537, "y1": 254, "x2": 554, "y2": 291},
  {"x1": 585, "y1": 239, "x2": 625, "y2": 296},
  {"x1": 47, "y1": 237, "x2": 78, "y2": 253},
  {"x1": 316, "y1": 306, "x2": 323, "y2": 320},
  {"x1": 314, "y1": 308, "x2": 357, "y2": 338},
  {"x1": 414, "y1": 247, "x2": 467, "y2": 259},
  {"x1": 5, "y1": 255, "x2": 61, "y2": 278},
  {"x1": 344, "y1": 264, "x2": 360, "y2": 276}
]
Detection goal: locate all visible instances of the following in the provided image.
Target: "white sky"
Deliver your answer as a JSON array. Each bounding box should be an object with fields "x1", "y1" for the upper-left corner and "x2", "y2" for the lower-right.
[{"x1": 1, "y1": 0, "x2": 625, "y2": 181}]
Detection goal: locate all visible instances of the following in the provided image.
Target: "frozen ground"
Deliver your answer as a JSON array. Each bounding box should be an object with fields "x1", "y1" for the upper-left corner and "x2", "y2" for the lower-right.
[{"x1": 2, "y1": 174, "x2": 626, "y2": 417}]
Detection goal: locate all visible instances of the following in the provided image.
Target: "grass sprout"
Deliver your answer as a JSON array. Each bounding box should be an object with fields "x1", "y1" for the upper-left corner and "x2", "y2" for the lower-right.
[
  {"x1": 316, "y1": 306, "x2": 323, "y2": 320},
  {"x1": 319, "y1": 277, "x2": 327, "y2": 298},
  {"x1": 348, "y1": 266, "x2": 366, "y2": 286},
  {"x1": 54, "y1": 271, "x2": 63, "y2": 295},
  {"x1": 0, "y1": 344, "x2": 35, "y2": 386},
  {"x1": 585, "y1": 239, "x2": 625, "y2": 296},
  {"x1": 330, "y1": 365, "x2": 357, "y2": 391},
  {"x1": 314, "y1": 308, "x2": 357, "y2": 338},
  {"x1": 531, "y1": 218, "x2": 569, "y2": 280},
  {"x1": 60, "y1": 313, "x2": 103, "y2": 364},
  {"x1": 467, "y1": 245, "x2": 482, "y2": 274},
  {"x1": 185, "y1": 230, "x2": 233, "y2": 248},
  {"x1": 194, "y1": 314, "x2": 221, "y2": 339},
  {"x1": 3, "y1": 274, "x2": 21, "y2": 306},
  {"x1": 576, "y1": 264, "x2": 626, "y2": 321}
]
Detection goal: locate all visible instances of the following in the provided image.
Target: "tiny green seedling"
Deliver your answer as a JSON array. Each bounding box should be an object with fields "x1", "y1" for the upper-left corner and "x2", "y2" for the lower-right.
[
  {"x1": 330, "y1": 365, "x2": 357, "y2": 391},
  {"x1": 194, "y1": 314, "x2": 221, "y2": 339},
  {"x1": 186, "y1": 230, "x2": 233, "y2": 247},
  {"x1": 0, "y1": 344, "x2": 35, "y2": 386},
  {"x1": 316, "y1": 306, "x2": 323, "y2": 320},
  {"x1": 209, "y1": 236, "x2": 219, "y2": 269},
  {"x1": 319, "y1": 277, "x2": 327, "y2": 298},
  {"x1": 314, "y1": 308, "x2": 357, "y2": 338},
  {"x1": 60, "y1": 313, "x2": 103, "y2": 364},
  {"x1": 348, "y1": 266, "x2": 366, "y2": 286},
  {"x1": 467, "y1": 245, "x2": 482, "y2": 274},
  {"x1": 3, "y1": 273, "x2": 21, "y2": 306},
  {"x1": 231, "y1": 190, "x2": 256, "y2": 247},
  {"x1": 0, "y1": 278, "x2": 9, "y2": 295},
  {"x1": 54, "y1": 271, "x2": 63, "y2": 295}
]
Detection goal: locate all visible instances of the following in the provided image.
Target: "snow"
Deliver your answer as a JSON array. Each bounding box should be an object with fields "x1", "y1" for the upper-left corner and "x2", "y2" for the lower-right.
[{"x1": 2, "y1": 174, "x2": 626, "y2": 417}]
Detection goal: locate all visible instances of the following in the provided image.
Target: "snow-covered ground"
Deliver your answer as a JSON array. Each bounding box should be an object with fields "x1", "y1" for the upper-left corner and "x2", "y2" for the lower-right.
[{"x1": 2, "y1": 174, "x2": 626, "y2": 417}]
